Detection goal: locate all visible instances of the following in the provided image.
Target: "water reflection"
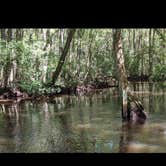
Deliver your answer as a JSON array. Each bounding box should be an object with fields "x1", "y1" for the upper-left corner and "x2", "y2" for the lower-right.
[
  {"x1": 0, "y1": 82, "x2": 165, "y2": 152},
  {"x1": 149, "y1": 82, "x2": 154, "y2": 113},
  {"x1": 119, "y1": 122, "x2": 145, "y2": 153}
]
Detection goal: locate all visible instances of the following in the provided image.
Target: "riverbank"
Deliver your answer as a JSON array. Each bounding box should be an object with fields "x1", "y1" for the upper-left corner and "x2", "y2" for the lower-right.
[
  {"x1": 0, "y1": 82, "x2": 118, "y2": 102},
  {"x1": 0, "y1": 81, "x2": 165, "y2": 103}
]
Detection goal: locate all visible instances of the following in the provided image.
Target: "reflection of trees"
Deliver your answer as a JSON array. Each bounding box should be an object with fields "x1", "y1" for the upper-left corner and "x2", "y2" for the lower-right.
[
  {"x1": 37, "y1": 100, "x2": 78, "y2": 152},
  {"x1": 136, "y1": 82, "x2": 139, "y2": 91},
  {"x1": 155, "y1": 91, "x2": 165, "y2": 114},
  {"x1": 161, "y1": 89, "x2": 165, "y2": 112},
  {"x1": 27, "y1": 101, "x2": 72, "y2": 152},
  {"x1": 158, "y1": 85, "x2": 165, "y2": 113},
  {"x1": 78, "y1": 97, "x2": 87, "y2": 152},
  {"x1": 119, "y1": 121, "x2": 144, "y2": 153},
  {"x1": 141, "y1": 82, "x2": 144, "y2": 103},
  {"x1": 77, "y1": 96, "x2": 98, "y2": 152},
  {"x1": 3, "y1": 104, "x2": 20, "y2": 136},
  {"x1": 149, "y1": 82, "x2": 154, "y2": 113},
  {"x1": 48, "y1": 96, "x2": 91, "y2": 152},
  {"x1": 64, "y1": 96, "x2": 73, "y2": 109},
  {"x1": 88, "y1": 95, "x2": 93, "y2": 121},
  {"x1": 0, "y1": 103, "x2": 22, "y2": 152},
  {"x1": 0, "y1": 98, "x2": 95, "y2": 152},
  {"x1": 133, "y1": 82, "x2": 136, "y2": 91}
]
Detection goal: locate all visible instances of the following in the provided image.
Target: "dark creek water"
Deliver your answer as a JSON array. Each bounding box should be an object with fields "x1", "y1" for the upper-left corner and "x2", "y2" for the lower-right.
[{"x1": 0, "y1": 82, "x2": 165, "y2": 153}]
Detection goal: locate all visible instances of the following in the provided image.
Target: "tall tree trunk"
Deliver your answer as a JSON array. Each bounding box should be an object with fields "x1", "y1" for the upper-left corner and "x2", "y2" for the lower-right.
[
  {"x1": 16, "y1": 29, "x2": 24, "y2": 41},
  {"x1": 149, "y1": 29, "x2": 153, "y2": 93},
  {"x1": 41, "y1": 29, "x2": 51, "y2": 83},
  {"x1": 3, "y1": 29, "x2": 14, "y2": 87},
  {"x1": 1, "y1": 29, "x2": 6, "y2": 40},
  {"x1": 77, "y1": 37, "x2": 81, "y2": 77},
  {"x1": 113, "y1": 29, "x2": 129, "y2": 119},
  {"x1": 149, "y1": 29, "x2": 152, "y2": 81},
  {"x1": 113, "y1": 29, "x2": 146, "y2": 122},
  {"x1": 133, "y1": 30, "x2": 142, "y2": 76},
  {"x1": 15, "y1": 29, "x2": 24, "y2": 82},
  {"x1": 59, "y1": 29, "x2": 64, "y2": 55},
  {"x1": 84, "y1": 30, "x2": 94, "y2": 83},
  {"x1": 112, "y1": 30, "x2": 118, "y2": 81},
  {"x1": 3, "y1": 58, "x2": 11, "y2": 87},
  {"x1": 133, "y1": 29, "x2": 136, "y2": 53},
  {"x1": 7, "y1": 29, "x2": 13, "y2": 42},
  {"x1": 141, "y1": 31, "x2": 146, "y2": 77},
  {"x1": 8, "y1": 29, "x2": 18, "y2": 87},
  {"x1": 51, "y1": 29, "x2": 76, "y2": 85},
  {"x1": 149, "y1": 29, "x2": 155, "y2": 93}
]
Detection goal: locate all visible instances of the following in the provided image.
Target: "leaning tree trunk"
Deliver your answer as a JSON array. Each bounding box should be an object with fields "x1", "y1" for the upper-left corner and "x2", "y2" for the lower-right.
[
  {"x1": 113, "y1": 29, "x2": 147, "y2": 122},
  {"x1": 51, "y1": 29, "x2": 76, "y2": 85}
]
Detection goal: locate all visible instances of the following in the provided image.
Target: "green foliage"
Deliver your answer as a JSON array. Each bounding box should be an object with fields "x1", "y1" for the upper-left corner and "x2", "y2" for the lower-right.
[
  {"x1": 18, "y1": 80, "x2": 62, "y2": 95},
  {"x1": 0, "y1": 28, "x2": 165, "y2": 95},
  {"x1": 18, "y1": 80, "x2": 42, "y2": 95},
  {"x1": 152, "y1": 65, "x2": 166, "y2": 81}
]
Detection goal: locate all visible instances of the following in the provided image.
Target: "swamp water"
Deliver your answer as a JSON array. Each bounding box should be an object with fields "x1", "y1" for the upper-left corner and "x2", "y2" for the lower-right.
[{"x1": 0, "y1": 82, "x2": 165, "y2": 153}]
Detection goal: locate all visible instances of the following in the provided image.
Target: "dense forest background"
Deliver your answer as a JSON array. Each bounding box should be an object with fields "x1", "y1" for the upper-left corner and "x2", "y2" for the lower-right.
[{"x1": 0, "y1": 29, "x2": 165, "y2": 96}]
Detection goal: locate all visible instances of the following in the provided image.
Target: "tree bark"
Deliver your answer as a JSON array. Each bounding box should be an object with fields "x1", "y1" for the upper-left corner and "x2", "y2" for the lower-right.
[
  {"x1": 84, "y1": 29, "x2": 94, "y2": 83},
  {"x1": 1, "y1": 29, "x2": 6, "y2": 40},
  {"x1": 16, "y1": 29, "x2": 23, "y2": 41},
  {"x1": 3, "y1": 29, "x2": 14, "y2": 87},
  {"x1": 113, "y1": 29, "x2": 146, "y2": 122},
  {"x1": 149, "y1": 29, "x2": 152, "y2": 81},
  {"x1": 59, "y1": 29, "x2": 64, "y2": 55},
  {"x1": 149, "y1": 29, "x2": 155, "y2": 93},
  {"x1": 7, "y1": 29, "x2": 13, "y2": 42},
  {"x1": 51, "y1": 29, "x2": 76, "y2": 85},
  {"x1": 113, "y1": 29, "x2": 129, "y2": 119}
]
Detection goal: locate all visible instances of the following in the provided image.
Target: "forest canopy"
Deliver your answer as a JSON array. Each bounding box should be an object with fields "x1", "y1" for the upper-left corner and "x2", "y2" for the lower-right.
[{"x1": 0, "y1": 29, "x2": 165, "y2": 95}]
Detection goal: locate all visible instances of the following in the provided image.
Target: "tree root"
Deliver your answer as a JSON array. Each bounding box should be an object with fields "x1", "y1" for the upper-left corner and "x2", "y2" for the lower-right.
[{"x1": 127, "y1": 93, "x2": 147, "y2": 124}]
